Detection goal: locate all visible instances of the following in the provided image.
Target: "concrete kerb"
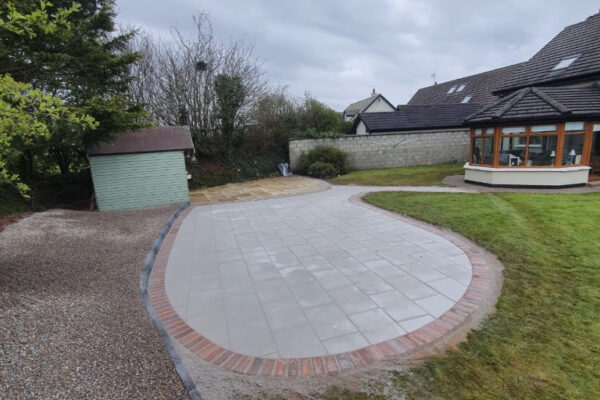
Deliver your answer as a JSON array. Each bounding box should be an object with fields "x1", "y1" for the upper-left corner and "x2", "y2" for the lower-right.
[{"x1": 139, "y1": 201, "x2": 202, "y2": 400}]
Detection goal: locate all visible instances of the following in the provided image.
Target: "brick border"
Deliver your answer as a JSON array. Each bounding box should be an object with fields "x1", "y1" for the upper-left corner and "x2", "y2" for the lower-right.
[{"x1": 148, "y1": 198, "x2": 496, "y2": 378}]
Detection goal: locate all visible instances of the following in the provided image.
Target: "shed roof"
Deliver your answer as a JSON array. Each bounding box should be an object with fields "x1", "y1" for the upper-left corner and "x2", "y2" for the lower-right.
[
  {"x1": 88, "y1": 126, "x2": 194, "y2": 156},
  {"x1": 495, "y1": 13, "x2": 600, "y2": 93},
  {"x1": 466, "y1": 83, "x2": 600, "y2": 124},
  {"x1": 354, "y1": 103, "x2": 481, "y2": 133},
  {"x1": 344, "y1": 93, "x2": 395, "y2": 116}
]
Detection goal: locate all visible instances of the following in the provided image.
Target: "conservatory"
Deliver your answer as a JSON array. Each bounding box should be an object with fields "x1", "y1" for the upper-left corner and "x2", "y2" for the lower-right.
[{"x1": 464, "y1": 85, "x2": 600, "y2": 187}]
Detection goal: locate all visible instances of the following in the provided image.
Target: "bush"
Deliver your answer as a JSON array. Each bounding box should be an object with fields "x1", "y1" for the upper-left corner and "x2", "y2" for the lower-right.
[
  {"x1": 307, "y1": 161, "x2": 338, "y2": 179},
  {"x1": 188, "y1": 152, "x2": 284, "y2": 189},
  {"x1": 296, "y1": 145, "x2": 348, "y2": 174}
]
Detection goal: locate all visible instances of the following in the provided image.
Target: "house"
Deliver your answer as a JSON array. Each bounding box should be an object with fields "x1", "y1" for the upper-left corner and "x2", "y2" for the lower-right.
[
  {"x1": 343, "y1": 90, "x2": 396, "y2": 121},
  {"x1": 88, "y1": 126, "x2": 194, "y2": 211},
  {"x1": 462, "y1": 12, "x2": 600, "y2": 187},
  {"x1": 352, "y1": 12, "x2": 600, "y2": 187}
]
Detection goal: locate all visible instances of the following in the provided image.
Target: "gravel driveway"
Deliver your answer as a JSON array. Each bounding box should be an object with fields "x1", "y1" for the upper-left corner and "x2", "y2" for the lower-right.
[{"x1": 0, "y1": 207, "x2": 186, "y2": 399}]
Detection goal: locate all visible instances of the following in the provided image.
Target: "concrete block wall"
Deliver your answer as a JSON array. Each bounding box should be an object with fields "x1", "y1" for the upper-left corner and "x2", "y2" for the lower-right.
[{"x1": 289, "y1": 129, "x2": 469, "y2": 171}]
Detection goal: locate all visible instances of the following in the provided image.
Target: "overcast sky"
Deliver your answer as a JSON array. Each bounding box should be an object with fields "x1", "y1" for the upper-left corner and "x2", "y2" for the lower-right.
[{"x1": 115, "y1": 0, "x2": 598, "y2": 111}]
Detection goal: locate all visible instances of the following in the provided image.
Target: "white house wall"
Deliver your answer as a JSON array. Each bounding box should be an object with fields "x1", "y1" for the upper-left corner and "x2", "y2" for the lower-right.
[{"x1": 363, "y1": 98, "x2": 395, "y2": 113}]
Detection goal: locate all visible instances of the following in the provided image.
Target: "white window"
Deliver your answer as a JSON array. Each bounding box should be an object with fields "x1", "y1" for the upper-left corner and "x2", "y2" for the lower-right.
[
  {"x1": 531, "y1": 124, "x2": 557, "y2": 133},
  {"x1": 456, "y1": 83, "x2": 467, "y2": 92},
  {"x1": 461, "y1": 95, "x2": 472, "y2": 103},
  {"x1": 447, "y1": 86, "x2": 456, "y2": 94},
  {"x1": 552, "y1": 54, "x2": 580, "y2": 71}
]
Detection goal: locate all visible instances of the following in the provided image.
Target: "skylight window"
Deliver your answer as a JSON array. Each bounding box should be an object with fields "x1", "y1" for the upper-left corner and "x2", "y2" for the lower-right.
[
  {"x1": 447, "y1": 86, "x2": 457, "y2": 94},
  {"x1": 456, "y1": 83, "x2": 467, "y2": 92},
  {"x1": 552, "y1": 54, "x2": 580, "y2": 71},
  {"x1": 461, "y1": 95, "x2": 472, "y2": 104}
]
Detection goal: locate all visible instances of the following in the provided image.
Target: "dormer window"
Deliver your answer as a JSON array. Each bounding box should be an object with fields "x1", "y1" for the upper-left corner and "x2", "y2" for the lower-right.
[
  {"x1": 461, "y1": 95, "x2": 472, "y2": 104},
  {"x1": 447, "y1": 86, "x2": 457, "y2": 94},
  {"x1": 552, "y1": 54, "x2": 580, "y2": 71},
  {"x1": 456, "y1": 83, "x2": 467, "y2": 92}
]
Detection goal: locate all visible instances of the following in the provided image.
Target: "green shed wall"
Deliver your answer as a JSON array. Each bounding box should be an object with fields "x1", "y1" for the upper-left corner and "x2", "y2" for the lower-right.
[{"x1": 89, "y1": 151, "x2": 190, "y2": 211}]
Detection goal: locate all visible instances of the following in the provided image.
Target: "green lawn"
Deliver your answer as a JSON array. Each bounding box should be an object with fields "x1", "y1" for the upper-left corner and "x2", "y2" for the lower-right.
[
  {"x1": 329, "y1": 162, "x2": 464, "y2": 186},
  {"x1": 336, "y1": 191, "x2": 600, "y2": 399}
]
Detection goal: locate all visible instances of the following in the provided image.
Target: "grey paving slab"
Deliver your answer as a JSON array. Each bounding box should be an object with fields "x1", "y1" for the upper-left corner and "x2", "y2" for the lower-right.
[{"x1": 165, "y1": 185, "x2": 473, "y2": 358}]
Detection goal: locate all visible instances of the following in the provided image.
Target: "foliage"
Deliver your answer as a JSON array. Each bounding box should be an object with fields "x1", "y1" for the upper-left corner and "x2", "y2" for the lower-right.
[
  {"x1": 128, "y1": 13, "x2": 265, "y2": 156},
  {"x1": 307, "y1": 161, "x2": 339, "y2": 179},
  {"x1": 214, "y1": 74, "x2": 246, "y2": 154},
  {"x1": 296, "y1": 145, "x2": 348, "y2": 175},
  {"x1": 0, "y1": 0, "x2": 144, "y2": 180},
  {"x1": 357, "y1": 191, "x2": 600, "y2": 399},
  {"x1": 0, "y1": 75, "x2": 96, "y2": 196},
  {"x1": 331, "y1": 162, "x2": 464, "y2": 186},
  {"x1": 188, "y1": 152, "x2": 283, "y2": 189},
  {"x1": 0, "y1": 0, "x2": 79, "y2": 38},
  {"x1": 0, "y1": 184, "x2": 29, "y2": 215},
  {"x1": 296, "y1": 95, "x2": 343, "y2": 135}
]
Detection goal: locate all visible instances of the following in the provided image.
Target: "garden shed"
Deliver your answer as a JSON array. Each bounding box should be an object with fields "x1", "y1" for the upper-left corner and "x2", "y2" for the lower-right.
[{"x1": 88, "y1": 126, "x2": 194, "y2": 211}]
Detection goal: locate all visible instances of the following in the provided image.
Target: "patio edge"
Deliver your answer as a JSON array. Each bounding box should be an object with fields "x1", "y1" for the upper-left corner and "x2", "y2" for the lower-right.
[{"x1": 139, "y1": 202, "x2": 203, "y2": 400}]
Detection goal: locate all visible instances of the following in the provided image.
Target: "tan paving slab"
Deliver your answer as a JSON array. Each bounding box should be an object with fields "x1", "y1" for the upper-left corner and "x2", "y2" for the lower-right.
[{"x1": 189, "y1": 176, "x2": 330, "y2": 205}]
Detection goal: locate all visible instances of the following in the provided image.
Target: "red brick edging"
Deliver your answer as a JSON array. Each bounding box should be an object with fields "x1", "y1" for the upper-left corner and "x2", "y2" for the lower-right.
[{"x1": 148, "y1": 205, "x2": 493, "y2": 378}]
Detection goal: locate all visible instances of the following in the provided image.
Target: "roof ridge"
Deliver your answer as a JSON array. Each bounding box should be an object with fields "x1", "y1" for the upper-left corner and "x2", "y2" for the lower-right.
[
  {"x1": 463, "y1": 88, "x2": 523, "y2": 121},
  {"x1": 531, "y1": 87, "x2": 571, "y2": 114},
  {"x1": 495, "y1": 88, "x2": 531, "y2": 118}
]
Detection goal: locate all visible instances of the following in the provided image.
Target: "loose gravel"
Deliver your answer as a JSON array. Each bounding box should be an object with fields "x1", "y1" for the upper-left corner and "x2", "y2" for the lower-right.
[{"x1": 0, "y1": 207, "x2": 187, "y2": 399}]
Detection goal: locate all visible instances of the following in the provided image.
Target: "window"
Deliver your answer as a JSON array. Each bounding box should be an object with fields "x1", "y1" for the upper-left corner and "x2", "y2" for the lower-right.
[
  {"x1": 528, "y1": 135, "x2": 557, "y2": 166},
  {"x1": 470, "y1": 128, "x2": 494, "y2": 165},
  {"x1": 565, "y1": 121, "x2": 585, "y2": 131},
  {"x1": 502, "y1": 126, "x2": 526, "y2": 134},
  {"x1": 531, "y1": 124, "x2": 557, "y2": 133},
  {"x1": 461, "y1": 95, "x2": 472, "y2": 104},
  {"x1": 499, "y1": 137, "x2": 526, "y2": 166},
  {"x1": 552, "y1": 54, "x2": 580, "y2": 71},
  {"x1": 447, "y1": 86, "x2": 456, "y2": 94},
  {"x1": 456, "y1": 84, "x2": 467, "y2": 92},
  {"x1": 563, "y1": 134, "x2": 585, "y2": 165}
]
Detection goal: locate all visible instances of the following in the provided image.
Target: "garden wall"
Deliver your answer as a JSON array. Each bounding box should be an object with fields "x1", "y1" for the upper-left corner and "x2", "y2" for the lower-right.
[{"x1": 289, "y1": 128, "x2": 469, "y2": 171}]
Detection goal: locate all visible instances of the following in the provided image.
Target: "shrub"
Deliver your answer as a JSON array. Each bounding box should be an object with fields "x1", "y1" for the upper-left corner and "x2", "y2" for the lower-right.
[
  {"x1": 296, "y1": 145, "x2": 348, "y2": 175},
  {"x1": 307, "y1": 161, "x2": 339, "y2": 179}
]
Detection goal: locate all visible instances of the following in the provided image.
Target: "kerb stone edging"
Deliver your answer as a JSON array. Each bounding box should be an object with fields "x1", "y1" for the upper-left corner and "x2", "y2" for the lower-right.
[
  {"x1": 147, "y1": 193, "x2": 503, "y2": 379},
  {"x1": 139, "y1": 202, "x2": 203, "y2": 400}
]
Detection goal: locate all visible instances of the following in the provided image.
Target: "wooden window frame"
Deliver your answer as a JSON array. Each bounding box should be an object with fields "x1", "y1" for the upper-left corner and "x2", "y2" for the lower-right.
[
  {"x1": 469, "y1": 122, "x2": 595, "y2": 169},
  {"x1": 469, "y1": 127, "x2": 495, "y2": 166}
]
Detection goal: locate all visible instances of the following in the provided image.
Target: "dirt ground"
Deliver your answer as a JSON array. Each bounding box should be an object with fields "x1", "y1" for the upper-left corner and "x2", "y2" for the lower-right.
[{"x1": 0, "y1": 207, "x2": 187, "y2": 399}]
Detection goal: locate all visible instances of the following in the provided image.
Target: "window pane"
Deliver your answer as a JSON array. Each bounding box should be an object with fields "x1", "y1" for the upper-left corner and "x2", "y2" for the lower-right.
[
  {"x1": 471, "y1": 138, "x2": 482, "y2": 164},
  {"x1": 447, "y1": 86, "x2": 456, "y2": 94},
  {"x1": 473, "y1": 128, "x2": 482, "y2": 135},
  {"x1": 528, "y1": 135, "x2": 557, "y2": 166},
  {"x1": 531, "y1": 124, "x2": 557, "y2": 133},
  {"x1": 485, "y1": 128, "x2": 494, "y2": 134},
  {"x1": 563, "y1": 134, "x2": 585, "y2": 165},
  {"x1": 502, "y1": 126, "x2": 525, "y2": 134},
  {"x1": 565, "y1": 121, "x2": 585, "y2": 131},
  {"x1": 499, "y1": 137, "x2": 526, "y2": 166},
  {"x1": 482, "y1": 138, "x2": 494, "y2": 165}
]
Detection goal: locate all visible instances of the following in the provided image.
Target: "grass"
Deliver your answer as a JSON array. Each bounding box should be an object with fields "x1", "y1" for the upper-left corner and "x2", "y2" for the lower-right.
[
  {"x1": 330, "y1": 162, "x2": 464, "y2": 186},
  {"x1": 340, "y1": 191, "x2": 600, "y2": 399},
  {"x1": 0, "y1": 185, "x2": 28, "y2": 216}
]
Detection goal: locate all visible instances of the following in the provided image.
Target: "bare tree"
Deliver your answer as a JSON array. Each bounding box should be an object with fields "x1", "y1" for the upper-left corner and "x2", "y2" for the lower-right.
[{"x1": 128, "y1": 13, "x2": 266, "y2": 154}]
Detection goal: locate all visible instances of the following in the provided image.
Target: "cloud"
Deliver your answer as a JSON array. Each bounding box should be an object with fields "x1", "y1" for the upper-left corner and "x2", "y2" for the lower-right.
[{"x1": 115, "y1": 0, "x2": 599, "y2": 110}]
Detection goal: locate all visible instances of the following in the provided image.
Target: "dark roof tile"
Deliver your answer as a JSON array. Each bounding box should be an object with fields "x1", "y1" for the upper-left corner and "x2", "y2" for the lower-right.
[{"x1": 355, "y1": 104, "x2": 481, "y2": 133}]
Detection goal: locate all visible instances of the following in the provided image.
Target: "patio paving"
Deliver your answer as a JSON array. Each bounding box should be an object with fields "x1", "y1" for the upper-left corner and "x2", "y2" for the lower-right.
[
  {"x1": 161, "y1": 184, "x2": 481, "y2": 367},
  {"x1": 189, "y1": 176, "x2": 329, "y2": 205}
]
